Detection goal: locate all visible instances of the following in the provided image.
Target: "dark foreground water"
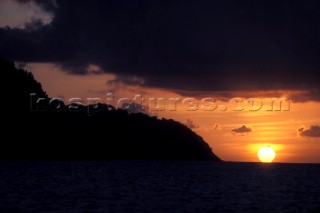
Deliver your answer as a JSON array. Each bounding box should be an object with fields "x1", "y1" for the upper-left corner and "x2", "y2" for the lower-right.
[{"x1": 0, "y1": 161, "x2": 319, "y2": 213}]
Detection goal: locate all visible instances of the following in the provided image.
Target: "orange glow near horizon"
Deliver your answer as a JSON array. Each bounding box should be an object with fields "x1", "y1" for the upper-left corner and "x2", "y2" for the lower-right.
[{"x1": 27, "y1": 63, "x2": 320, "y2": 163}]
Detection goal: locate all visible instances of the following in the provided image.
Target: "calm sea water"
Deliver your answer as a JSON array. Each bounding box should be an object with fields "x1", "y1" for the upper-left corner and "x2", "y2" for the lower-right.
[{"x1": 0, "y1": 161, "x2": 319, "y2": 213}]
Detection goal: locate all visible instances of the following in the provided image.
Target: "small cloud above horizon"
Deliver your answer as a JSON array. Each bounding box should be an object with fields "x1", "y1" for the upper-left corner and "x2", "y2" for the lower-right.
[
  {"x1": 232, "y1": 125, "x2": 252, "y2": 135},
  {"x1": 298, "y1": 125, "x2": 320, "y2": 138}
]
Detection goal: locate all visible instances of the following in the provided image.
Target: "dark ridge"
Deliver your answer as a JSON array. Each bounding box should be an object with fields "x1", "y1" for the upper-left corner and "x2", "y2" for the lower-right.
[{"x1": 0, "y1": 59, "x2": 221, "y2": 161}]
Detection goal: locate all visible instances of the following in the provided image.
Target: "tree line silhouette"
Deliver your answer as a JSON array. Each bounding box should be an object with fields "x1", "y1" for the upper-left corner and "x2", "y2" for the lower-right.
[{"x1": 0, "y1": 58, "x2": 220, "y2": 161}]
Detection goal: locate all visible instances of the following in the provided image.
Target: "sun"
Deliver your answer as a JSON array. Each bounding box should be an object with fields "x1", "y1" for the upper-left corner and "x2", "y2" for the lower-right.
[{"x1": 258, "y1": 146, "x2": 276, "y2": 163}]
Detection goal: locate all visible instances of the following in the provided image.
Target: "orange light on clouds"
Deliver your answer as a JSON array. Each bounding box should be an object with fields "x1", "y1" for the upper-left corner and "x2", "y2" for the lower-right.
[{"x1": 27, "y1": 63, "x2": 320, "y2": 163}]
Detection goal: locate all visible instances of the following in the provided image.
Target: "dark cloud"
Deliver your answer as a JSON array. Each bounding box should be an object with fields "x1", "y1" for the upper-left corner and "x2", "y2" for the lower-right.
[
  {"x1": 107, "y1": 76, "x2": 145, "y2": 88},
  {"x1": 174, "y1": 89, "x2": 320, "y2": 103},
  {"x1": 186, "y1": 119, "x2": 199, "y2": 129},
  {"x1": 1, "y1": 0, "x2": 320, "y2": 94},
  {"x1": 232, "y1": 125, "x2": 252, "y2": 134},
  {"x1": 298, "y1": 125, "x2": 320, "y2": 138},
  {"x1": 288, "y1": 90, "x2": 320, "y2": 103},
  {"x1": 14, "y1": 0, "x2": 58, "y2": 11}
]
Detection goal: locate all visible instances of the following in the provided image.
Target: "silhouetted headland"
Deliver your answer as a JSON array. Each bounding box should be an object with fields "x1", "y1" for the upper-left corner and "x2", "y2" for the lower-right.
[{"x1": 1, "y1": 59, "x2": 221, "y2": 161}]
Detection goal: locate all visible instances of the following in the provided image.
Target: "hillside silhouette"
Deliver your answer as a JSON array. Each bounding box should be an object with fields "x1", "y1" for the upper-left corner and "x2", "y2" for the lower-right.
[{"x1": 0, "y1": 59, "x2": 221, "y2": 161}]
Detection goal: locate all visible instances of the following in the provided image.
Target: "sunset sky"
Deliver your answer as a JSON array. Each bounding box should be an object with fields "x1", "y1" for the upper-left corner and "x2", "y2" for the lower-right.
[{"x1": 1, "y1": 0, "x2": 320, "y2": 163}]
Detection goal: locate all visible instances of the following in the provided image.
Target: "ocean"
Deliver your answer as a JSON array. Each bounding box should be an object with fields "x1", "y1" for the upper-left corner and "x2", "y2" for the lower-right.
[{"x1": 0, "y1": 161, "x2": 319, "y2": 213}]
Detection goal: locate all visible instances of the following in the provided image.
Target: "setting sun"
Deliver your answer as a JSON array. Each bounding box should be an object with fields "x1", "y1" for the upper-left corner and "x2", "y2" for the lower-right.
[{"x1": 258, "y1": 147, "x2": 276, "y2": 163}]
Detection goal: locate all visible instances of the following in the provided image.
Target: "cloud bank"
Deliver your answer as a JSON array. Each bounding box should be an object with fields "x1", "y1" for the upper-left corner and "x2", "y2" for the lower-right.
[{"x1": 1, "y1": 0, "x2": 320, "y2": 96}]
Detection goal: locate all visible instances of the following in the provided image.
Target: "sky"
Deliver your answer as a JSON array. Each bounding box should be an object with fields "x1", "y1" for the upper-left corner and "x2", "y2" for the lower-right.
[{"x1": 1, "y1": 0, "x2": 320, "y2": 163}]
